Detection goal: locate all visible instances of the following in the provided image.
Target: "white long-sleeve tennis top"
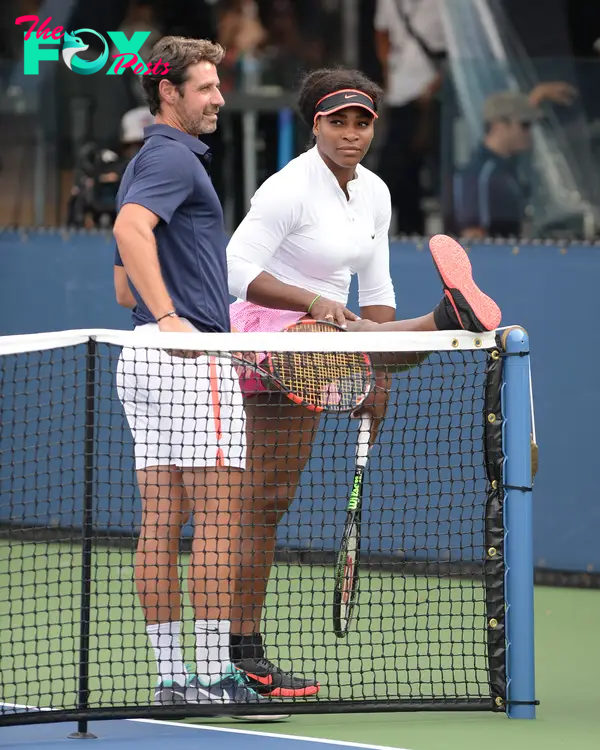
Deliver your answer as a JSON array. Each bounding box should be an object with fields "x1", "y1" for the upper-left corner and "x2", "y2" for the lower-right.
[{"x1": 227, "y1": 145, "x2": 397, "y2": 309}]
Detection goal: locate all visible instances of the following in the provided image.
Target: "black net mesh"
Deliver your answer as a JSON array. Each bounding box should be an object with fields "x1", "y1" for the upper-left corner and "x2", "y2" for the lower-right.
[{"x1": 0, "y1": 336, "x2": 504, "y2": 723}]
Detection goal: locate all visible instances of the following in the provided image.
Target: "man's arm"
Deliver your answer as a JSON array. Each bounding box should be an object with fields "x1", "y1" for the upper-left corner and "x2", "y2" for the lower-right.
[
  {"x1": 529, "y1": 81, "x2": 577, "y2": 108},
  {"x1": 374, "y1": 0, "x2": 393, "y2": 88},
  {"x1": 113, "y1": 144, "x2": 195, "y2": 334},
  {"x1": 113, "y1": 204, "x2": 174, "y2": 317},
  {"x1": 114, "y1": 264, "x2": 137, "y2": 309},
  {"x1": 375, "y1": 30, "x2": 391, "y2": 88},
  {"x1": 454, "y1": 167, "x2": 491, "y2": 238}
]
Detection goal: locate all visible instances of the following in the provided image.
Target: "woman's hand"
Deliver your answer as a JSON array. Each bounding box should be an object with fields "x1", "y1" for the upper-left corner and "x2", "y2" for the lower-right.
[
  {"x1": 353, "y1": 371, "x2": 392, "y2": 441},
  {"x1": 309, "y1": 296, "x2": 358, "y2": 327},
  {"x1": 344, "y1": 318, "x2": 379, "y2": 332}
]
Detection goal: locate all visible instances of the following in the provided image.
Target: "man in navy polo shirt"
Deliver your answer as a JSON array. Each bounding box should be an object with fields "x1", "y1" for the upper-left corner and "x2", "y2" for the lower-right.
[
  {"x1": 454, "y1": 92, "x2": 541, "y2": 238},
  {"x1": 113, "y1": 36, "x2": 287, "y2": 717}
]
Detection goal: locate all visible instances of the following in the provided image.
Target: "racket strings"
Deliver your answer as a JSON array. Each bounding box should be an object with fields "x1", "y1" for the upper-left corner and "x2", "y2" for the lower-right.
[{"x1": 270, "y1": 349, "x2": 371, "y2": 410}]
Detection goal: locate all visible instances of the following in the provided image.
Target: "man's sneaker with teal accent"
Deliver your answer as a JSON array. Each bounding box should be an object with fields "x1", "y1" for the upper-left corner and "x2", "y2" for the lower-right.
[
  {"x1": 153, "y1": 675, "x2": 212, "y2": 705},
  {"x1": 191, "y1": 665, "x2": 290, "y2": 721}
]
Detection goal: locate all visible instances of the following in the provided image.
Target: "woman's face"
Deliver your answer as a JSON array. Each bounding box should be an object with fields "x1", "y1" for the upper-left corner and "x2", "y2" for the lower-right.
[{"x1": 313, "y1": 107, "x2": 375, "y2": 170}]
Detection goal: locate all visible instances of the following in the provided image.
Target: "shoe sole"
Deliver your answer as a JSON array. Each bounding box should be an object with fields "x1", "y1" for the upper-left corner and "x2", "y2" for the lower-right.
[
  {"x1": 234, "y1": 666, "x2": 320, "y2": 699},
  {"x1": 429, "y1": 234, "x2": 501, "y2": 331},
  {"x1": 255, "y1": 684, "x2": 320, "y2": 698}
]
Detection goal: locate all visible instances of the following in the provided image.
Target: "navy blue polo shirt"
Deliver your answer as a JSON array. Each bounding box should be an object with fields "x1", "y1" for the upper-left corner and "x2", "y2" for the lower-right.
[
  {"x1": 454, "y1": 144, "x2": 526, "y2": 237},
  {"x1": 114, "y1": 124, "x2": 230, "y2": 332}
]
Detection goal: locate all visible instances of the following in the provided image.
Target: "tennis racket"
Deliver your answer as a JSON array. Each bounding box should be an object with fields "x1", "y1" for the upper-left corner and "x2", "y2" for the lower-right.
[
  {"x1": 333, "y1": 413, "x2": 372, "y2": 637},
  {"x1": 234, "y1": 320, "x2": 374, "y2": 413}
]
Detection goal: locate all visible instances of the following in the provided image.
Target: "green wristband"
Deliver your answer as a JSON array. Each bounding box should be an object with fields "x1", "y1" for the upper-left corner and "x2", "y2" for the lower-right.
[{"x1": 307, "y1": 294, "x2": 321, "y2": 314}]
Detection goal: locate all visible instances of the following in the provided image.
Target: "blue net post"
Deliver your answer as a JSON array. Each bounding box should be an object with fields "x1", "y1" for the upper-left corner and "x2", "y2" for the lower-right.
[
  {"x1": 277, "y1": 108, "x2": 294, "y2": 171},
  {"x1": 502, "y1": 327, "x2": 536, "y2": 719}
]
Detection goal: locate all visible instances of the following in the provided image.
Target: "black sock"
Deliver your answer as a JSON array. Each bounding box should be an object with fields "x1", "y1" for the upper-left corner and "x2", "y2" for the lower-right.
[
  {"x1": 433, "y1": 294, "x2": 460, "y2": 331},
  {"x1": 230, "y1": 633, "x2": 264, "y2": 662}
]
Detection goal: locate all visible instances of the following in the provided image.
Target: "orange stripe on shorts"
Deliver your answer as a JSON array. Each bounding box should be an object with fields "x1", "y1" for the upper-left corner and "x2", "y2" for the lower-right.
[{"x1": 208, "y1": 356, "x2": 225, "y2": 467}]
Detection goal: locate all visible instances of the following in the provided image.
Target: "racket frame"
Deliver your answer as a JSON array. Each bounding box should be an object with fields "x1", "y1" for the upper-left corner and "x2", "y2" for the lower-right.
[{"x1": 333, "y1": 413, "x2": 372, "y2": 637}]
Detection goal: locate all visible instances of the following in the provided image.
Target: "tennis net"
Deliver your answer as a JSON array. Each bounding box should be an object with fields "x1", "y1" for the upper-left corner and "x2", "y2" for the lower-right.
[{"x1": 0, "y1": 327, "x2": 534, "y2": 724}]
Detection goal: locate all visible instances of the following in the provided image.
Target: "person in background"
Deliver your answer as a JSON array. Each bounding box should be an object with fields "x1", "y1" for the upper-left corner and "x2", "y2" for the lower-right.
[
  {"x1": 217, "y1": 0, "x2": 267, "y2": 91},
  {"x1": 120, "y1": 106, "x2": 156, "y2": 160},
  {"x1": 374, "y1": 0, "x2": 445, "y2": 235},
  {"x1": 67, "y1": 107, "x2": 154, "y2": 229},
  {"x1": 111, "y1": 0, "x2": 163, "y2": 64},
  {"x1": 111, "y1": 0, "x2": 164, "y2": 107},
  {"x1": 454, "y1": 84, "x2": 576, "y2": 238}
]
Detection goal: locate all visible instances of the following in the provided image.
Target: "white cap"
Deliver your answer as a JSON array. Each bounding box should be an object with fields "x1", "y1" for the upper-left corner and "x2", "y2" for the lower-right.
[{"x1": 121, "y1": 107, "x2": 154, "y2": 144}]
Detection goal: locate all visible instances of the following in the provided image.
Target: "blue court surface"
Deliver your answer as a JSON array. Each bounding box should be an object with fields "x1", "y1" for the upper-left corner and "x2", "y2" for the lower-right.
[{"x1": 0, "y1": 718, "x2": 402, "y2": 750}]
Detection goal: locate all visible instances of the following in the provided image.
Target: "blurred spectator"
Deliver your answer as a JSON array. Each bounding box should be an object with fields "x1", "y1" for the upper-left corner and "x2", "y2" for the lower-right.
[
  {"x1": 67, "y1": 106, "x2": 154, "y2": 228},
  {"x1": 454, "y1": 84, "x2": 577, "y2": 239},
  {"x1": 258, "y1": 0, "x2": 325, "y2": 90},
  {"x1": 217, "y1": 0, "x2": 267, "y2": 91},
  {"x1": 453, "y1": 93, "x2": 538, "y2": 239},
  {"x1": 374, "y1": 0, "x2": 445, "y2": 235},
  {"x1": 120, "y1": 106, "x2": 155, "y2": 158},
  {"x1": 218, "y1": 0, "x2": 267, "y2": 56},
  {"x1": 111, "y1": 1, "x2": 163, "y2": 106},
  {"x1": 112, "y1": 1, "x2": 163, "y2": 62}
]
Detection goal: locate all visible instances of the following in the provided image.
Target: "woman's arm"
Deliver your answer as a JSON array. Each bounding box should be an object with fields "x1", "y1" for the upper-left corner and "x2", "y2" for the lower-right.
[
  {"x1": 227, "y1": 178, "x2": 357, "y2": 326},
  {"x1": 360, "y1": 305, "x2": 396, "y2": 323}
]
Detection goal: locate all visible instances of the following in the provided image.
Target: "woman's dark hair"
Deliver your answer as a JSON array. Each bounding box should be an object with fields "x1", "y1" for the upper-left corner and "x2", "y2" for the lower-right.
[
  {"x1": 297, "y1": 67, "x2": 384, "y2": 128},
  {"x1": 141, "y1": 36, "x2": 225, "y2": 115}
]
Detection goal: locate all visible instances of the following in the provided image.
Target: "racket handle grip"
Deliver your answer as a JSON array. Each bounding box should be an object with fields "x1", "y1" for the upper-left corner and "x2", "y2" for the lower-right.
[{"x1": 356, "y1": 415, "x2": 371, "y2": 466}]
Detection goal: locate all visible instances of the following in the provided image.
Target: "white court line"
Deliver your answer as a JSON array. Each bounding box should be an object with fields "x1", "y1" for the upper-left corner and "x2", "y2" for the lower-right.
[
  {"x1": 1, "y1": 701, "x2": 52, "y2": 712},
  {"x1": 1, "y1": 702, "x2": 410, "y2": 750},
  {"x1": 131, "y1": 717, "x2": 411, "y2": 750}
]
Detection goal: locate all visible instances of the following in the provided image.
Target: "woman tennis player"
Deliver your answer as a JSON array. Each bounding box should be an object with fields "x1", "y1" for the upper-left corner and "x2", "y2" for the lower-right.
[{"x1": 226, "y1": 67, "x2": 501, "y2": 697}]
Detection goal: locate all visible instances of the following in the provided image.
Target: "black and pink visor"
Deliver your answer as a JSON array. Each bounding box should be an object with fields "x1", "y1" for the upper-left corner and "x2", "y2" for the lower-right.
[{"x1": 313, "y1": 89, "x2": 378, "y2": 123}]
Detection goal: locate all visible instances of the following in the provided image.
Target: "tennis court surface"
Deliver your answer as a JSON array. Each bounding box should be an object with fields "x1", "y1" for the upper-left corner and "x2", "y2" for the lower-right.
[{"x1": 2, "y1": 584, "x2": 599, "y2": 750}]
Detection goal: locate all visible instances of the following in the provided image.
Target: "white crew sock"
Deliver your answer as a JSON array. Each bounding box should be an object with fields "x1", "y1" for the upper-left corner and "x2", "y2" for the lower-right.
[
  {"x1": 146, "y1": 621, "x2": 187, "y2": 686},
  {"x1": 195, "y1": 619, "x2": 231, "y2": 683}
]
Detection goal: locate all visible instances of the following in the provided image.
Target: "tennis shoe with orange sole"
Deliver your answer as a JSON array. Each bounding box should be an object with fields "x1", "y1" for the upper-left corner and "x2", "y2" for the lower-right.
[
  {"x1": 234, "y1": 657, "x2": 320, "y2": 698},
  {"x1": 429, "y1": 235, "x2": 502, "y2": 333}
]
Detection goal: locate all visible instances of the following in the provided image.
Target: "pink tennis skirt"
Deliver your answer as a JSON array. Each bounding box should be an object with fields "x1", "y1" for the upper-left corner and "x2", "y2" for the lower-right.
[{"x1": 229, "y1": 300, "x2": 305, "y2": 396}]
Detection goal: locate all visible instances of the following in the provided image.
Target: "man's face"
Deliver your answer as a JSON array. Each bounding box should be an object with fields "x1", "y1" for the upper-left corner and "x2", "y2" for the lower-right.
[
  {"x1": 500, "y1": 118, "x2": 533, "y2": 154},
  {"x1": 172, "y1": 61, "x2": 225, "y2": 136}
]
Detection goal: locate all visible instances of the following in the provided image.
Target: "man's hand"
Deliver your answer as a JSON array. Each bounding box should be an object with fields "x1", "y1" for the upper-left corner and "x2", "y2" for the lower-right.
[
  {"x1": 309, "y1": 296, "x2": 359, "y2": 327},
  {"x1": 460, "y1": 227, "x2": 486, "y2": 240},
  {"x1": 417, "y1": 73, "x2": 443, "y2": 105},
  {"x1": 529, "y1": 81, "x2": 577, "y2": 107},
  {"x1": 158, "y1": 314, "x2": 201, "y2": 359}
]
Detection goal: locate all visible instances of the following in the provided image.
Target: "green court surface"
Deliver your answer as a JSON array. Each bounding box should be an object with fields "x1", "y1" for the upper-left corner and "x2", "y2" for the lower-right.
[
  {"x1": 1, "y1": 540, "x2": 599, "y2": 750},
  {"x1": 228, "y1": 585, "x2": 600, "y2": 750}
]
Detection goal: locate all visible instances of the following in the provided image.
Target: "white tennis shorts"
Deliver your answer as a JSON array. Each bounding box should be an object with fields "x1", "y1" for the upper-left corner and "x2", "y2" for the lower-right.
[{"x1": 116, "y1": 323, "x2": 246, "y2": 471}]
